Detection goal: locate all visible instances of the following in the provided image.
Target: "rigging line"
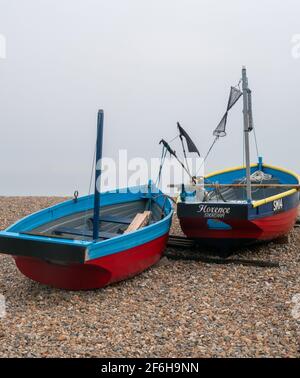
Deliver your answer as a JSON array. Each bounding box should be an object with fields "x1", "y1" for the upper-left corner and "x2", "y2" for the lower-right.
[
  {"x1": 253, "y1": 126, "x2": 260, "y2": 158},
  {"x1": 157, "y1": 148, "x2": 167, "y2": 186},
  {"x1": 155, "y1": 146, "x2": 168, "y2": 187},
  {"x1": 83, "y1": 145, "x2": 96, "y2": 229},
  {"x1": 160, "y1": 139, "x2": 196, "y2": 184},
  {"x1": 168, "y1": 134, "x2": 179, "y2": 144},
  {"x1": 155, "y1": 134, "x2": 179, "y2": 186},
  {"x1": 156, "y1": 146, "x2": 166, "y2": 185},
  {"x1": 156, "y1": 134, "x2": 179, "y2": 188},
  {"x1": 89, "y1": 145, "x2": 96, "y2": 195},
  {"x1": 195, "y1": 136, "x2": 219, "y2": 176},
  {"x1": 179, "y1": 135, "x2": 191, "y2": 177}
]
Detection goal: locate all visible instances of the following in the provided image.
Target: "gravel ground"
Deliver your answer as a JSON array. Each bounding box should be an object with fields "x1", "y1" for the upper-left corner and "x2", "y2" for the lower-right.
[{"x1": 0, "y1": 196, "x2": 299, "y2": 358}]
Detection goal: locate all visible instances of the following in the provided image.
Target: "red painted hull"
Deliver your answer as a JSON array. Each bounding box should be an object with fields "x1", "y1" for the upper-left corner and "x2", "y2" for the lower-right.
[
  {"x1": 14, "y1": 234, "x2": 168, "y2": 290},
  {"x1": 179, "y1": 207, "x2": 298, "y2": 245}
]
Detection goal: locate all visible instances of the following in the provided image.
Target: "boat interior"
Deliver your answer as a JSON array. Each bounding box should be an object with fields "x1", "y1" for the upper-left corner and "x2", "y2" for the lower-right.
[
  {"x1": 206, "y1": 177, "x2": 285, "y2": 203},
  {"x1": 201, "y1": 165, "x2": 299, "y2": 204},
  {"x1": 21, "y1": 199, "x2": 165, "y2": 242}
]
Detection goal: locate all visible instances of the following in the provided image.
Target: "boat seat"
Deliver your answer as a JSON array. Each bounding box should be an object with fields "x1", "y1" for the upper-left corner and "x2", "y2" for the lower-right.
[
  {"x1": 21, "y1": 228, "x2": 120, "y2": 240},
  {"x1": 53, "y1": 227, "x2": 120, "y2": 240},
  {"x1": 89, "y1": 215, "x2": 132, "y2": 225},
  {"x1": 210, "y1": 177, "x2": 285, "y2": 202}
]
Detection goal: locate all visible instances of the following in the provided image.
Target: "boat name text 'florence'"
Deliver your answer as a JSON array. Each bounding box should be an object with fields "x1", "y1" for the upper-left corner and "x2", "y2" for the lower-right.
[{"x1": 197, "y1": 205, "x2": 231, "y2": 218}]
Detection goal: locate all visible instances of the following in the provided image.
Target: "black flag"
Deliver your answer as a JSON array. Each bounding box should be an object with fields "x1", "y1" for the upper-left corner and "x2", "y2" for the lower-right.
[
  {"x1": 177, "y1": 123, "x2": 200, "y2": 156},
  {"x1": 213, "y1": 86, "x2": 242, "y2": 137}
]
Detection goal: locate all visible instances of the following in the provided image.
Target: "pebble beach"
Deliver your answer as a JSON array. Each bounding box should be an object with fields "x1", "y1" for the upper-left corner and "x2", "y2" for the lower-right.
[{"x1": 0, "y1": 197, "x2": 299, "y2": 358}]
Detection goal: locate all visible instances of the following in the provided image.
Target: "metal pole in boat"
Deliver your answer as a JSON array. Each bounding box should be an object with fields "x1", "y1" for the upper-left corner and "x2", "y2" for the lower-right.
[
  {"x1": 242, "y1": 67, "x2": 252, "y2": 202},
  {"x1": 93, "y1": 110, "x2": 104, "y2": 240}
]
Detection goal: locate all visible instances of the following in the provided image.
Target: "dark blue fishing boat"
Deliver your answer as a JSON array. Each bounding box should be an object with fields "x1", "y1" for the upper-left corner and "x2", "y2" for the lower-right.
[{"x1": 0, "y1": 111, "x2": 173, "y2": 290}]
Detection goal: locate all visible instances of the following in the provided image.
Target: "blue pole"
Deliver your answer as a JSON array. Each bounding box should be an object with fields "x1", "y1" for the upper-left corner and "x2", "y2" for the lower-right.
[
  {"x1": 93, "y1": 110, "x2": 104, "y2": 240},
  {"x1": 258, "y1": 156, "x2": 263, "y2": 171}
]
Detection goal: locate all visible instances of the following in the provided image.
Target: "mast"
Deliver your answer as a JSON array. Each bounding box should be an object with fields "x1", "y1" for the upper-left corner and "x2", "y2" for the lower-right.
[
  {"x1": 242, "y1": 67, "x2": 252, "y2": 202},
  {"x1": 93, "y1": 109, "x2": 104, "y2": 240}
]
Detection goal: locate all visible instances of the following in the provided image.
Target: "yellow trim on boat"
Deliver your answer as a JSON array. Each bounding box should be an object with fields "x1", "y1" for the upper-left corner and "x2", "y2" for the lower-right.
[
  {"x1": 205, "y1": 163, "x2": 258, "y2": 179},
  {"x1": 252, "y1": 189, "x2": 298, "y2": 208},
  {"x1": 262, "y1": 164, "x2": 300, "y2": 183},
  {"x1": 205, "y1": 163, "x2": 300, "y2": 208},
  {"x1": 205, "y1": 163, "x2": 300, "y2": 182}
]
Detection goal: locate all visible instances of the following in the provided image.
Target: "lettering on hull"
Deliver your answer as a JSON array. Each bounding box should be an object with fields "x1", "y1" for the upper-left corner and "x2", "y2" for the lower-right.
[
  {"x1": 273, "y1": 198, "x2": 283, "y2": 212},
  {"x1": 197, "y1": 205, "x2": 231, "y2": 218},
  {"x1": 177, "y1": 202, "x2": 249, "y2": 220}
]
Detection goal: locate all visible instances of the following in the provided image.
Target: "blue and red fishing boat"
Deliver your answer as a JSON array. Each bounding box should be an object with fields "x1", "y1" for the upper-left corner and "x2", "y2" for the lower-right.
[
  {"x1": 162, "y1": 67, "x2": 300, "y2": 251},
  {"x1": 0, "y1": 110, "x2": 173, "y2": 290},
  {"x1": 177, "y1": 162, "x2": 299, "y2": 249}
]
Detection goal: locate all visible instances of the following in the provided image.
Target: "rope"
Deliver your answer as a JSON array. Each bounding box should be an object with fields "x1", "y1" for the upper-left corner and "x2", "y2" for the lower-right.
[
  {"x1": 155, "y1": 134, "x2": 180, "y2": 187},
  {"x1": 179, "y1": 135, "x2": 191, "y2": 177},
  {"x1": 82, "y1": 145, "x2": 96, "y2": 229},
  {"x1": 253, "y1": 127, "x2": 260, "y2": 159},
  {"x1": 88, "y1": 146, "x2": 96, "y2": 195},
  {"x1": 168, "y1": 134, "x2": 179, "y2": 144},
  {"x1": 195, "y1": 136, "x2": 219, "y2": 176},
  {"x1": 155, "y1": 146, "x2": 168, "y2": 187}
]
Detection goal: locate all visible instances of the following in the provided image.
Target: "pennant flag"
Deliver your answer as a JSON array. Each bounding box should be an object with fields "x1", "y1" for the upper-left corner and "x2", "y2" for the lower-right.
[{"x1": 177, "y1": 123, "x2": 201, "y2": 156}]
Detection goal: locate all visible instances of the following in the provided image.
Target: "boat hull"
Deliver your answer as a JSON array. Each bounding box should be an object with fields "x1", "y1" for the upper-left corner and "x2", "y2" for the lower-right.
[
  {"x1": 14, "y1": 233, "x2": 168, "y2": 290},
  {"x1": 0, "y1": 186, "x2": 173, "y2": 290},
  {"x1": 177, "y1": 163, "x2": 300, "y2": 251},
  {"x1": 179, "y1": 207, "x2": 298, "y2": 249}
]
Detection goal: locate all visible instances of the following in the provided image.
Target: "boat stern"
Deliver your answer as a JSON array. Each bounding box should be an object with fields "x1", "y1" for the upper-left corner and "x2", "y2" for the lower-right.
[{"x1": 0, "y1": 231, "x2": 88, "y2": 264}]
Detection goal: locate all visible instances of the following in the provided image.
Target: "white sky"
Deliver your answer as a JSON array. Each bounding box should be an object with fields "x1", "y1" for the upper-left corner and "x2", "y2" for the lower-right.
[{"x1": 0, "y1": 0, "x2": 300, "y2": 195}]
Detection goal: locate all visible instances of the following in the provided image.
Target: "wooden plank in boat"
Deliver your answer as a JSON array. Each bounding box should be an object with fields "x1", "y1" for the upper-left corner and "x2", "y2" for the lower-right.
[{"x1": 124, "y1": 211, "x2": 151, "y2": 233}]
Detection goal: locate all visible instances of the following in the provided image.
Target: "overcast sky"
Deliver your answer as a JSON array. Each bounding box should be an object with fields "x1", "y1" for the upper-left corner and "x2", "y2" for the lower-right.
[{"x1": 0, "y1": 0, "x2": 300, "y2": 195}]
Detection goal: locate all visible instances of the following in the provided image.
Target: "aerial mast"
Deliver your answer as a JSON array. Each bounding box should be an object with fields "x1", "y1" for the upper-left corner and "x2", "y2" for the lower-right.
[{"x1": 242, "y1": 67, "x2": 252, "y2": 202}]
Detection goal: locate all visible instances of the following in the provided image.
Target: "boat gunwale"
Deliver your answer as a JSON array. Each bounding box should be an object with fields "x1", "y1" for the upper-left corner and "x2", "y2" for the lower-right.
[
  {"x1": 204, "y1": 163, "x2": 300, "y2": 208},
  {"x1": 0, "y1": 185, "x2": 174, "y2": 262}
]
